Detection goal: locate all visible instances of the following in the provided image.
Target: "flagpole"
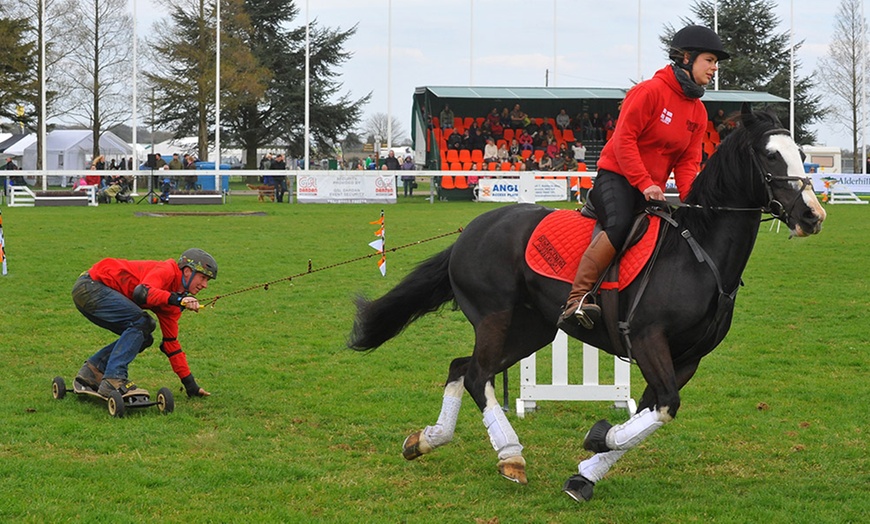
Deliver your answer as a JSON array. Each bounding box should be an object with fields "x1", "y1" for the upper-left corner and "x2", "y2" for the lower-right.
[
  {"x1": 214, "y1": 0, "x2": 221, "y2": 190},
  {"x1": 304, "y1": 0, "x2": 310, "y2": 171}
]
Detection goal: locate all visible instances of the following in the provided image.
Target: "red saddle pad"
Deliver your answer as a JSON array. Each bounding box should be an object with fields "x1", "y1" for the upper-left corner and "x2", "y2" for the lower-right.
[{"x1": 525, "y1": 209, "x2": 660, "y2": 290}]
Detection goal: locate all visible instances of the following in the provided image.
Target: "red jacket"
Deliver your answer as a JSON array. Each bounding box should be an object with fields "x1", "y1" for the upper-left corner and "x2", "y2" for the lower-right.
[
  {"x1": 596, "y1": 65, "x2": 707, "y2": 201},
  {"x1": 88, "y1": 258, "x2": 193, "y2": 380}
]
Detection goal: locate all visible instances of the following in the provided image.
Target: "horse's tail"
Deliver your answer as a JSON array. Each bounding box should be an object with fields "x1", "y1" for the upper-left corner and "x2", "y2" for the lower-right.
[{"x1": 349, "y1": 245, "x2": 454, "y2": 351}]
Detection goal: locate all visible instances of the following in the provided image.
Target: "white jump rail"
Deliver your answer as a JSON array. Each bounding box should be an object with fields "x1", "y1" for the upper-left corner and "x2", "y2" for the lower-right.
[{"x1": 516, "y1": 330, "x2": 636, "y2": 418}]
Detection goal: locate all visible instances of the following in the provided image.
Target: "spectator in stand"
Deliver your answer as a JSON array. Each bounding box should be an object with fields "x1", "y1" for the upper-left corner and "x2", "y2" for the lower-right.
[
  {"x1": 712, "y1": 108, "x2": 727, "y2": 134},
  {"x1": 556, "y1": 109, "x2": 571, "y2": 130},
  {"x1": 109, "y1": 159, "x2": 118, "y2": 170},
  {"x1": 539, "y1": 118, "x2": 553, "y2": 134},
  {"x1": 545, "y1": 138, "x2": 559, "y2": 161},
  {"x1": 590, "y1": 112, "x2": 604, "y2": 141},
  {"x1": 4, "y1": 156, "x2": 19, "y2": 171},
  {"x1": 603, "y1": 113, "x2": 616, "y2": 140},
  {"x1": 271, "y1": 153, "x2": 288, "y2": 202},
  {"x1": 518, "y1": 130, "x2": 534, "y2": 151},
  {"x1": 400, "y1": 156, "x2": 416, "y2": 197},
  {"x1": 486, "y1": 107, "x2": 500, "y2": 128},
  {"x1": 460, "y1": 129, "x2": 474, "y2": 150},
  {"x1": 572, "y1": 141, "x2": 587, "y2": 164},
  {"x1": 509, "y1": 104, "x2": 527, "y2": 129},
  {"x1": 497, "y1": 142, "x2": 510, "y2": 164},
  {"x1": 490, "y1": 118, "x2": 504, "y2": 141},
  {"x1": 578, "y1": 112, "x2": 593, "y2": 141},
  {"x1": 383, "y1": 149, "x2": 401, "y2": 170},
  {"x1": 483, "y1": 138, "x2": 499, "y2": 164},
  {"x1": 558, "y1": 142, "x2": 577, "y2": 171},
  {"x1": 440, "y1": 104, "x2": 455, "y2": 129},
  {"x1": 447, "y1": 129, "x2": 463, "y2": 150},
  {"x1": 508, "y1": 138, "x2": 521, "y2": 161},
  {"x1": 470, "y1": 127, "x2": 487, "y2": 151},
  {"x1": 499, "y1": 107, "x2": 512, "y2": 128},
  {"x1": 538, "y1": 154, "x2": 553, "y2": 171},
  {"x1": 533, "y1": 130, "x2": 548, "y2": 152}
]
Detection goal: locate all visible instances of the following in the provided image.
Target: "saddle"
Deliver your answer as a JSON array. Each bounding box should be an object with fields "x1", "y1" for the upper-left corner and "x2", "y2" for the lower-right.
[
  {"x1": 525, "y1": 206, "x2": 665, "y2": 357},
  {"x1": 525, "y1": 207, "x2": 661, "y2": 291}
]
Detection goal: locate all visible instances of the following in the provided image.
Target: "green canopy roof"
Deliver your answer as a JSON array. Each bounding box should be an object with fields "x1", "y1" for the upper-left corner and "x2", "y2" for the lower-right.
[{"x1": 416, "y1": 85, "x2": 786, "y2": 103}]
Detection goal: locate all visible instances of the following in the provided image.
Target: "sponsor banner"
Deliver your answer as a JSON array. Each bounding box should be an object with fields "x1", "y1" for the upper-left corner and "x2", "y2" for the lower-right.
[
  {"x1": 478, "y1": 177, "x2": 567, "y2": 202},
  {"x1": 810, "y1": 173, "x2": 870, "y2": 195},
  {"x1": 296, "y1": 173, "x2": 397, "y2": 203}
]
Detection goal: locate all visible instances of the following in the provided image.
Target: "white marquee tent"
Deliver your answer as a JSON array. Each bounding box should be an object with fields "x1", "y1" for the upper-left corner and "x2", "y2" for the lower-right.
[{"x1": 22, "y1": 130, "x2": 132, "y2": 171}]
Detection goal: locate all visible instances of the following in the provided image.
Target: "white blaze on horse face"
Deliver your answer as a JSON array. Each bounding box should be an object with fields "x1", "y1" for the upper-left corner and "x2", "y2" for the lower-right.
[{"x1": 767, "y1": 134, "x2": 827, "y2": 235}]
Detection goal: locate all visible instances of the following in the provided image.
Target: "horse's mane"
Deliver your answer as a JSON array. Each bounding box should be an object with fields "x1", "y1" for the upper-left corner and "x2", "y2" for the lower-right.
[{"x1": 674, "y1": 108, "x2": 783, "y2": 235}]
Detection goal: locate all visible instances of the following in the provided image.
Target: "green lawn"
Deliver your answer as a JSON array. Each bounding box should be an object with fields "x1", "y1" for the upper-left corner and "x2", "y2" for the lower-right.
[{"x1": 0, "y1": 196, "x2": 867, "y2": 523}]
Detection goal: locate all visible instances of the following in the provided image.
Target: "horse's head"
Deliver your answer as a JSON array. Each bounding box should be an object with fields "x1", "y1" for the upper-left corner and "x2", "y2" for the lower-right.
[{"x1": 740, "y1": 106, "x2": 826, "y2": 237}]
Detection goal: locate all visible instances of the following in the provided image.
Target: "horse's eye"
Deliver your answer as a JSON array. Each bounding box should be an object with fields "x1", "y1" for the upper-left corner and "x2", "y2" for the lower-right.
[{"x1": 766, "y1": 152, "x2": 778, "y2": 161}]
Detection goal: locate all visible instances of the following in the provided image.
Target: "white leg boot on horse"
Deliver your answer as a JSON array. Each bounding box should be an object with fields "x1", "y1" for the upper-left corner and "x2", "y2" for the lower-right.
[
  {"x1": 403, "y1": 379, "x2": 463, "y2": 460},
  {"x1": 564, "y1": 408, "x2": 670, "y2": 502},
  {"x1": 482, "y1": 383, "x2": 526, "y2": 484},
  {"x1": 584, "y1": 406, "x2": 672, "y2": 452},
  {"x1": 563, "y1": 449, "x2": 628, "y2": 502},
  {"x1": 558, "y1": 231, "x2": 617, "y2": 330}
]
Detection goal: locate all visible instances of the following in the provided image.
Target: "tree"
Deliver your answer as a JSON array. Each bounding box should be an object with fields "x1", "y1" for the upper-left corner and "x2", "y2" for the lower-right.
[
  {"x1": 146, "y1": 0, "x2": 271, "y2": 162},
  {"x1": 60, "y1": 0, "x2": 134, "y2": 158},
  {"x1": 0, "y1": 14, "x2": 38, "y2": 129},
  {"x1": 816, "y1": 0, "x2": 866, "y2": 168},
  {"x1": 223, "y1": 0, "x2": 370, "y2": 167},
  {"x1": 662, "y1": 0, "x2": 825, "y2": 144},
  {"x1": 362, "y1": 113, "x2": 408, "y2": 146}
]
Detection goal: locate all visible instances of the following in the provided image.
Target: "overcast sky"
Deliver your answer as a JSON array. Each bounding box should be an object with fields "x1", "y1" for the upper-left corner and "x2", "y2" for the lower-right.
[{"x1": 138, "y1": 0, "x2": 845, "y2": 148}]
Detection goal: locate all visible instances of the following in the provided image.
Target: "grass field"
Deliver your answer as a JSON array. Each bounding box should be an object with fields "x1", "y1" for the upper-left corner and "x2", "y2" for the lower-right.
[{"x1": 1, "y1": 193, "x2": 868, "y2": 523}]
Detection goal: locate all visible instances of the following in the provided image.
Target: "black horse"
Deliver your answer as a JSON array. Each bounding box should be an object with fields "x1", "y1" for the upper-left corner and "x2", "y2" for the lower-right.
[{"x1": 349, "y1": 106, "x2": 826, "y2": 501}]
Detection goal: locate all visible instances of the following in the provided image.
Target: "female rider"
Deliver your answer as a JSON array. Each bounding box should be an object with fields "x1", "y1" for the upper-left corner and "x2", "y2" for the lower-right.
[{"x1": 559, "y1": 25, "x2": 730, "y2": 330}]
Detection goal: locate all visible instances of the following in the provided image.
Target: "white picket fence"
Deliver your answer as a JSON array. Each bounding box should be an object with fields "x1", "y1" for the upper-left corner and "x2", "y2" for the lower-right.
[{"x1": 516, "y1": 330, "x2": 636, "y2": 417}]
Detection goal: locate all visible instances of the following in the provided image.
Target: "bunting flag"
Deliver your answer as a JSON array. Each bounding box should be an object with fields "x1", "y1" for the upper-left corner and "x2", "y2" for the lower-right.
[
  {"x1": 0, "y1": 209, "x2": 6, "y2": 276},
  {"x1": 369, "y1": 210, "x2": 386, "y2": 276}
]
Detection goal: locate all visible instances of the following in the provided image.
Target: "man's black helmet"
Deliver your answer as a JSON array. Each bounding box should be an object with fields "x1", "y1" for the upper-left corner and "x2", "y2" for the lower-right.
[
  {"x1": 670, "y1": 25, "x2": 730, "y2": 61},
  {"x1": 178, "y1": 248, "x2": 218, "y2": 279}
]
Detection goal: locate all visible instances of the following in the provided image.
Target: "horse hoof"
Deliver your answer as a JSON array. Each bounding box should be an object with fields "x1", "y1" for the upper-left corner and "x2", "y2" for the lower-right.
[
  {"x1": 583, "y1": 419, "x2": 613, "y2": 453},
  {"x1": 563, "y1": 474, "x2": 595, "y2": 502},
  {"x1": 402, "y1": 431, "x2": 431, "y2": 460},
  {"x1": 498, "y1": 456, "x2": 528, "y2": 485}
]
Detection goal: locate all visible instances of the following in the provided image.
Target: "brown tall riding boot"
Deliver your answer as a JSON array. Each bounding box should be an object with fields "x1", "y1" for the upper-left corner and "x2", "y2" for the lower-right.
[{"x1": 558, "y1": 231, "x2": 617, "y2": 329}]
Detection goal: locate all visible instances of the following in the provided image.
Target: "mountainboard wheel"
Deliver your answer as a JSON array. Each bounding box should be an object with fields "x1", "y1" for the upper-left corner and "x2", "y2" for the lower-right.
[
  {"x1": 52, "y1": 376, "x2": 66, "y2": 400},
  {"x1": 107, "y1": 390, "x2": 126, "y2": 418},
  {"x1": 156, "y1": 387, "x2": 174, "y2": 414}
]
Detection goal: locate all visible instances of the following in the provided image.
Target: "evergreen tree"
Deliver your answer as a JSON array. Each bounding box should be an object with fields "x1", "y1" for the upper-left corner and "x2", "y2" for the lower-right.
[
  {"x1": 663, "y1": 0, "x2": 824, "y2": 143},
  {"x1": 146, "y1": 0, "x2": 267, "y2": 162},
  {"x1": 224, "y1": 0, "x2": 369, "y2": 167},
  {"x1": 0, "y1": 15, "x2": 38, "y2": 128}
]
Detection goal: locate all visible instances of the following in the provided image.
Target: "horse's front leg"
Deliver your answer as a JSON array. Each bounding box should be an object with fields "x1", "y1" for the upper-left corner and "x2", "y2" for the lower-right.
[
  {"x1": 565, "y1": 348, "x2": 701, "y2": 502},
  {"x1": 402, "y1": 357, "x2": 468, "y2": 460}
]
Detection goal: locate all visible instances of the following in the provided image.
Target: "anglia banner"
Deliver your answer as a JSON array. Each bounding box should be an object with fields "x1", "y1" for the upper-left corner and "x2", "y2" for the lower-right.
[
  {"x1": 296, "y1": 173, "x2": 397, "y2": 204},
  {"x1": 478, "y1": 177, "x2": 567, "y2": 202}
]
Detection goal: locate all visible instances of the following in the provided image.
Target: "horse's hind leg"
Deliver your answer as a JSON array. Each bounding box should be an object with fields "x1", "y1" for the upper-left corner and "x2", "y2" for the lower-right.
[
  {"x1": 464, "y1": 311, "x2": 529, "y2": 485},
  {"x1": 402, "y1": 357, "x2": 469, "y2": 460}
]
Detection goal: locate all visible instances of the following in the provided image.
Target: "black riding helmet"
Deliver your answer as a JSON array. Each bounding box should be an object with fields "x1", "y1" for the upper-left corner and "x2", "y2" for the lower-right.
[
  {"x1": 178, "y1": 248, "x2": 218, "y2": 291},
  {"x1": 670, "y1": 25, "x2": 730, "y2": 61}
]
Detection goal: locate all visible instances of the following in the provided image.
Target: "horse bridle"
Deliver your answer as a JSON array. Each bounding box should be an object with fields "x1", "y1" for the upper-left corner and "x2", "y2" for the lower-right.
[
  {"x1": 751, "y1": 128, "x2": 813, "y2": 224},
  {"x1": 662, "y1": 128, "x2": 812, "y2": 224}
]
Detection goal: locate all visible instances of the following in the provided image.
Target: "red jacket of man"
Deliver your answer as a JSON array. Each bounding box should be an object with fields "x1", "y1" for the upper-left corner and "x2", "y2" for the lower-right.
[{"x1": 88, "y1": 258, "x2": 193, "y2": 380}]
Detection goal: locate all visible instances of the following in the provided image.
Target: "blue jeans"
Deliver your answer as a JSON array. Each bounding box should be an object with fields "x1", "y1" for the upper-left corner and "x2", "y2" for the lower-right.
[{"x1": 72, "y1": 274, "x2": 156, "y2": 380}]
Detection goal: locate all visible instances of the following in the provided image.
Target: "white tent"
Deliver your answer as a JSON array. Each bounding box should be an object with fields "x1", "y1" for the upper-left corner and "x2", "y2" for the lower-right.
[
  {"x1": 3, "y1": 134, "x2": 37, "y2": 158},
  {"x1": 22, "y1": 130, "x2": 132, "y2": 170}
]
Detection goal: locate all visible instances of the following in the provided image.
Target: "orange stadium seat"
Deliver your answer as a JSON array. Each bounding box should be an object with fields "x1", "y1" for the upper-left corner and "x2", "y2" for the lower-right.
[
  {"x1": 446, "y1": 149, "x2": 459, "y2": 164},
  {"x1": 459, "y1": 149, "x2": 472, "y2": 163},
  {"x1": 453, "y1": 175, "x2": 469, "y2": 189},
  {"x1": 441, "y1": 175, "x2": 455, "y2": 189}
]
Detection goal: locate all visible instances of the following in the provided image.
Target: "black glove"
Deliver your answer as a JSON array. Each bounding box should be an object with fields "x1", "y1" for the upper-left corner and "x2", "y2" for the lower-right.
[{"x1": 181, "y1": 374, "x2": 203, "y2": 397}]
